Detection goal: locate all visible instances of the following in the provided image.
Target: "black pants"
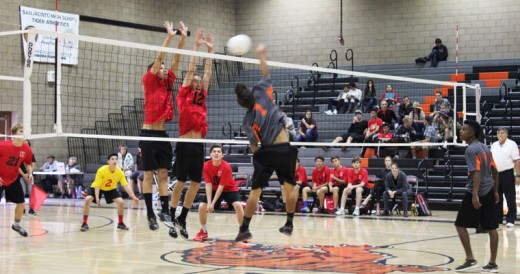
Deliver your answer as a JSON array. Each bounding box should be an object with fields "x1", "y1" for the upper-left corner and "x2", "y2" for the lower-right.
[{"x1": 497, "y1": 169, "x2": 516, "y2": 224}]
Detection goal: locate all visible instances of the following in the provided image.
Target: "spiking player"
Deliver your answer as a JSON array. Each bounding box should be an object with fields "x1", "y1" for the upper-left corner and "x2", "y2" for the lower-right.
[
  {"x1": 165, "y1": 29, "x2": 214, "y2": 240},
  {"x1": 234, "y1": 44, "x2": 298, "y2": 242},
  {"x1": 140, "y1": 21, "x2": 187, "y2": 231},
  {"x1": 80, "y1": 153, "x2": 139, "y2": 232}
]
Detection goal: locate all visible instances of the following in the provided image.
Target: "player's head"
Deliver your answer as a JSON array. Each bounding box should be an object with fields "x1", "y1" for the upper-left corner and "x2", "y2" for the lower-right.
[
  {"x1": 331, "y1": 156, "x2": 340, "y2": 168},
  {"x1": 11, "y1": 123, "x2": 24, "y2": 137},
  {"x1": 191, "y1": 75, "x2": 203, "y2": 91},
  {"x1": 235, "y1": 83, "x2": 254, "y2": 109},
  {"x1": 384, "y1": 156, "x2": 393, "y2": 168},
  {"x1": 314, "y1": 156, "x2": 324, "y2": 168},
  {"x1": 461, "y1": 120, "x2": 481, "y2": 141},
  {"x1": 107, "y1": 153, "x2": 118, "y2": 166},
  {"x1": 391, "y1": 163, "x2": 400, "y2": 176},
  {"x1": 352, "y1": 156, "x2": 361, "y2": 169},
  {"x1": 148, "y1": 62, "x2": 168, "y2": 79},
  {"x1": 210, "y1": 144, "x2": 223, "y2": 161}
]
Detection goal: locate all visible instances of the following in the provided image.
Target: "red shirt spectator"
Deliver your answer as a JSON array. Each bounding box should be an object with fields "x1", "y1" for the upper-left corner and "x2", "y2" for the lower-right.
[{"x1": 312, "y1": 166, "x2": 331, "y2": 187}]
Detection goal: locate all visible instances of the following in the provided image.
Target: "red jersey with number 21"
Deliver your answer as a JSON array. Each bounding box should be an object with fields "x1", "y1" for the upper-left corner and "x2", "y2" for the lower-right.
[
  {"x1": 0, "y1": 141, "x2": 33, "y2": 186},
  {"x1": 177, "y1": 85, "x2": 208, "y2": 137}
]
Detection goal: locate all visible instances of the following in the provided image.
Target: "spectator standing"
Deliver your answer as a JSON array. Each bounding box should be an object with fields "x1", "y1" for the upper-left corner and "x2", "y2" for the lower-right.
[{"x1": 362, "y1": 79, "x2": 377, "y2": 112}]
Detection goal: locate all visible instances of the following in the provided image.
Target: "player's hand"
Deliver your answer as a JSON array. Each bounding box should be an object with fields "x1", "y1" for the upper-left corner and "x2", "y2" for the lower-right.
[
  {"x1": 164, "y1": 21, "x2": 177, "y2": 37},
  {"x1": 195, "y1": 29, "x2": 204, "y2": 48},
  {"x1": 178, "y1": 21, "x2": 188, "y2": 37},
  {"x1": 256, "y1": 44, "x2": 266, "y2": 57},
  {"x1": 27, "y1": 174, "x2": 34, "y2": 184},
  {"x1": 207, "y1": 204, "x2": 214, "y2": 213},
  {"x1": 515, "y1": 177, "x2": 520, "y2": 185},
  {"x1": 0, "y1": 177, "x2": 3, "y2": 186},
  {"x1": 96, "y1": 199, "x2": 101, "y2": 206},
  {"x1": 22, "y1": 173, "x2": 30, "y2": 182},
  {"x1": 132, "y1": 197, "x2": 140, "y2": 205},
  {"x1": 204, "y1": 32, "x2": 214, "y2": 51},
  {"x1": 472, "y1": 194, "x2": 481, "y2": 209}
]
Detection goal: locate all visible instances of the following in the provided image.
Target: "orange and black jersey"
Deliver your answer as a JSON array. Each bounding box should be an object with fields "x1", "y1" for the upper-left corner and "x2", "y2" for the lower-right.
[{"x1": 242, "y1": 76, "x2": 285, "y2": 146}]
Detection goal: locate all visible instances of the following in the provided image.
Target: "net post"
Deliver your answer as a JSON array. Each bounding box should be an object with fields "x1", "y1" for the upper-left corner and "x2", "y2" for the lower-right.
[
  {"x1": 54, "y1": 37, "x2": 63, "y2": 134},
  {"x1": 475, "y1": 84, "x2": 482, "y2": 124},
  {"x1": 23, "y1": 31, "x2": 37, "y2": 138}
]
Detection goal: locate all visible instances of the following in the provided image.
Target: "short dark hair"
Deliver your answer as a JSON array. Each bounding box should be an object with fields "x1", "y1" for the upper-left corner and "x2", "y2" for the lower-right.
[
  {"x1": 352, "y1": 156, "x2": 361, "y2": 163},
  {"x1": 235, "y1": 84, "x2": 254, "y2": 109},
  {"x1": 210, "y1": 144, "x2": 223, "y2": 153},
  {"x1": 315, "y1": 156, "x2": 324, "y2": 162},
  {"x1": 497, "y1": 127, "x2": 509, "y2": 133},
  {"x1": 331, "y1": 156, "x2": 340, "y2": 162},
  {"x1": 147, "y1": 62, "x2": 164, "y2": 71},
  {"x1": 464, "y1": 120, "x2": 481, "y2": 138},
  {"x1": 296, "y1": 158, "x2": 300, "y2": 163},
  {"x1": 107, "y1": 153, "x2": 118, "y2": 160},
  {"x1": 282, "y1": 109, "x2": 288, "y2": 113},
  {"x1": 425, "y1": 116, "x2": 433, "y2": 124},
  {"x1": 435, "y1": 38, "x2": 442, "y2": 44},
  {"x1": 435, "y1": 91, "x2": 442, "y2": 96}
]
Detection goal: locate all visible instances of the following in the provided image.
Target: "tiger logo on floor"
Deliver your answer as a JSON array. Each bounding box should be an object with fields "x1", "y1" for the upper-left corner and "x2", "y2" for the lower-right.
[{"x1": 173, "y1": 240, "x2": 447, "y2": 273}]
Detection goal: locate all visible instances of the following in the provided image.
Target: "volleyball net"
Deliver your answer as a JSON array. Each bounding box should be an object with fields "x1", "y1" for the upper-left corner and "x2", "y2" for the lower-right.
[{"x1": 0, "y1": 28, "x2": 481, "y2": 161}]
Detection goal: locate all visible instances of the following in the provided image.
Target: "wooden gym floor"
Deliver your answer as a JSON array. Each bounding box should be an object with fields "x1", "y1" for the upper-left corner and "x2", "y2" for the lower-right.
[{"x1": 0, "y1": 199, "x2": 519, "y2": 274}]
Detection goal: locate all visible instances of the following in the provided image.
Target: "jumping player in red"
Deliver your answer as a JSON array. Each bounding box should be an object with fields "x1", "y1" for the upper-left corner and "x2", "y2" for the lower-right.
[
  {"x1": 0, "y1": 124, "x2": 34, "y2": 237},
  {"x1": 140, "y1": 21, "x2": 187, "y2": 231},
  {"x1": 166, "y1": 29, "x2": 214, "y2": 240},
  {"x1": 234, "y1": 44, "x2": 298, "y2": 242},
  {"x1": 193, "y1": 144, "x2": 244, "y2": 241}
]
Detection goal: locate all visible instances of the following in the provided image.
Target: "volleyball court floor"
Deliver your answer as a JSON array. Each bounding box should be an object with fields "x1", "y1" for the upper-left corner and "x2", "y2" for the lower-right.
[{"x1": 1, "y1": 199, "x2": 519, "y2": 274}]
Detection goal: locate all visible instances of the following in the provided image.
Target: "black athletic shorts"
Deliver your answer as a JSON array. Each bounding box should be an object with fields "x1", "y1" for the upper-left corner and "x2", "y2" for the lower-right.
[
  {"x1": 206, "y1": 190, "x2": 241, "y2": 210},
  {"x1": 175, "y1": 142, "x2": 204, "y2": 183},
  {"x1": 87, "y1": 187, "x2": 121, "y2": 204},
  {"x1": 139, "y1": 130, "x2": 173, "y2": 171},
  {"x1": 3, "y1": 178, "x2": 25, "y2": 204},
  {"x1": 455, "y1": 189, "x2": 498, "y2": 231},
  {"x1": 251, "y1": 143, "x2": 298, "y2": 190}
]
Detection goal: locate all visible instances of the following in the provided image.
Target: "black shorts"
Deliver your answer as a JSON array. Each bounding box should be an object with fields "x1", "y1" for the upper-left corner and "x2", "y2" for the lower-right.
[
  {"x1": 87, "y1": 188, "x2": 121, "y2": 204},
  {"x1": 455, "y1": 189, "x2": 498, "y2": 231},
  {"x1": 175, "y1": 142, "x2": 204, "y2": 183},
  {"x1": 139, "y1": 130, "x2": 173, "y2": 171},
  {"x1": 2, "y1": 178, "x2": 25, "y2": 204},
  {"x1": 251, "y1": 144, "x2": 298, "y2": 189},
  {"x1": 206, "y1": 190, "x2": 241, "y2": 210}
]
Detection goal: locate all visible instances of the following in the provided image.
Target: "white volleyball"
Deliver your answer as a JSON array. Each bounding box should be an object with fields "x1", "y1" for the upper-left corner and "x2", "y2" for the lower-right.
[{"x1": 226, "y1": 34, "x2": 253, "y2": 55}]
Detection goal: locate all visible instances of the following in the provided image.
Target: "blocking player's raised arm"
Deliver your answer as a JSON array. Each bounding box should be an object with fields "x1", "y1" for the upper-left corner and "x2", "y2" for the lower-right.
[
  {"x1": 182, "y1": 29, "x2": 204, "y2": 88},
  {"x1": 171, "y1": 21, "x2": 187, "y2": 75},
  {"x1": 151, "y1": 21, "x2": 177, "y2": 75},
  {"x1": 202, "y1": 32, "x2": 214, "y2": 92}
]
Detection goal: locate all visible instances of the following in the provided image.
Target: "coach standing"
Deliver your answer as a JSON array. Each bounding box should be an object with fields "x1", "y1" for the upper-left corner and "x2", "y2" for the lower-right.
[{"x1": 490, "y1": 127, "x2": 519, "y2": 227}]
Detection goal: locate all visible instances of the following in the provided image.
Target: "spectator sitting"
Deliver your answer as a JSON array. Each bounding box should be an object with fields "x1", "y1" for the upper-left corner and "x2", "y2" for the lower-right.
[
  {"x1": 60, "y1": 156, "x2": 82, "y2": 198},
  {"x1": 294, "y1": 158, "x2": 311, "y2": 213},
  {"x1": 416, "y1": 38, "x2": 448, "y2": 68},
  {"x1": 430, "y1": 91, "x2": 451, "y2": 117},
  {"x1": 409, "y1": 101, "x2": 426, "y2": 135},
  {"x1": 411, "y1": 116, "x2": 437, "y2": 159},
  {"x1": 325, "y1": 109, "x2": 367, "y2": 152},
  {"x1": 282, "y1": 109, "x2": 296, "y2": 141},
  {"x1": 343, "y1": 82, "x2": 363, "y2": 113},
  {"x1": 296, "y1": 110, "x2": 318, "y2": 142},
  {"x1": 336, "y1": 157, "x2": 368, "y2": 216},
  {"x1": 360, "y1": 109, "x2": 383, "y2": 157},
  {"x1": 435, "y1": 107, "x2": 455, "y2": 147},
  {"x1": 381, "y1": 163, "x2": 411, "y2": 217},
  {"x1": 375, "y1": 123, "x2": 394, "y2": 158},
  {"x1": 376, "y1": 100, "x2": 398, "y2": 129},
  {"x1": 117, "y1": 144, "x2": 135, "y2": 195},
  {"x1": 310, "y1": 156, "x2": 332, "y2": 214},
  {"x1": 362, "y1": 79, "x2": 377, "y2": 112},
  {"x1": 360, "y1": 155, "x2": 393, "y2": 215},
  {"x1": 393, "y1": 117, "x2": 418, "y2": 157},
  {"x1": 397, "y1": 96, "x2": 413, "y2": 124},
  {"x1": 380, "y1": 85, "x2": 398, "y2": 107},
  {"x1": 40, "y1": 155, "x2": 59, "y2": 197},
  {"x1": 324, "y1": 86, "x2": 349, "y2": 115}
]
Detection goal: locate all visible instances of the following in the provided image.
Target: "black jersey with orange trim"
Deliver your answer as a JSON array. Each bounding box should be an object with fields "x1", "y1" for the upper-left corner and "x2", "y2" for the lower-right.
[{"x1": 242, "y1": 76, "x2": 285, "y2": 146}]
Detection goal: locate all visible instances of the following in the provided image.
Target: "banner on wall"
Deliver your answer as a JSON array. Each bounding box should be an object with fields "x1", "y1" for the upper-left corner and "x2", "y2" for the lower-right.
[{"x1": 19, "y1": 6, "x2": 79, "y2": 65}]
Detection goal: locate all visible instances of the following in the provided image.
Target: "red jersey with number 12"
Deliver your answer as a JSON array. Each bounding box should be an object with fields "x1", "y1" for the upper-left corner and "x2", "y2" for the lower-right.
[
  {"x1": 0, "y1": 141, "x2": 33, "y2": 186},
  {"x1": 177, "y1": 85, "x2": 208, "y2": 137}
]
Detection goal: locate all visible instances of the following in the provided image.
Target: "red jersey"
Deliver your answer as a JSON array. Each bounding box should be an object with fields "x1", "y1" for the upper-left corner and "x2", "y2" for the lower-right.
[
  {"x1": 331, "y1": 166, "x2": 350, "y2": 187},
  {"x1": 177, "y1": 85, "x2": 208, "y2": 137},
  {"x1": 377, "y1": 132, "x2": 393, "y2": 140},
  {"x1": 312, "y1": 166, "x2": 331, "y2": 187},
  {"x1": 367, "y1": 118, "x2": 383, "y2": 134},
  {"x1": 348, "y1": 168, "x2": 369, "y2": 188},
  {"x1": 0, "y1": 141, "x2": 33, "y2": 186},
  {"x1": 142, "y1": 69, "x2": 175, "y2": 124},
  {"x1": 294, "y1": 165, "x2": 308, "y2": 187},
  {"x1": 203, "y1": 159, "x2": 237, "y2": 192}
]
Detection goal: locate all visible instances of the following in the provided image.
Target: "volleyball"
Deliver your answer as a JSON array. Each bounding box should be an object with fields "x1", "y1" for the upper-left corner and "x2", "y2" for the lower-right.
[{"x1": 226, "y1": 34, "x2": 253, "y2": 55}]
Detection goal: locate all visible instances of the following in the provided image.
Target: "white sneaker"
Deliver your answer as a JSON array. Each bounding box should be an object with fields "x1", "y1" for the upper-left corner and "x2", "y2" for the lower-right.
[
  {"x1": 324, "y1": 110, "x2": 333, "y2": 115},
  {"x1": 333, "y1": 109, "x2": 337, "y2": 115},
  {"x1": 506, "y1": 222, "x2": 515, "y2": 228},
  {"x1": 335, "y1": 208, "x2": 345, "y2": 215},
  {"x1": 353, "y1": 207, "x2": 360, "y2": 216},
  {"x1": 442, "y1": 141, "x2": 448, "y2": 149}
]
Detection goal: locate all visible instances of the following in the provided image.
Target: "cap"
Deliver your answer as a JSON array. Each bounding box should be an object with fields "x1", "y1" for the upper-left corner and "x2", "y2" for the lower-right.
[
  {"x1": 354, "y1": 109, "x2": 363, "y2": 114},
  {"x1": 412, "y1": 102, "x2": 422, "y2": 109}
]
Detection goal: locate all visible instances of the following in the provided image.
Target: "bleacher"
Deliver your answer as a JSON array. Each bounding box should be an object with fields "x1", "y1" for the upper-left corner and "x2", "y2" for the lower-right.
[{"x1": 67, "y1": 57, "x2": 520, "y2": 211}]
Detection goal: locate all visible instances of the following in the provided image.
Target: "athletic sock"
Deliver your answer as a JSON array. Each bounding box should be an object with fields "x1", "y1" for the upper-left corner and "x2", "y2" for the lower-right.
[
  {"x1": 160, "y1": 196, "x2": 169, "y2": 213},
  {"x1": 286, "y1": 212, "x2": 294, "y2": 226},
  {"x1": 118, "y1": 215, "x2": 123, "y2": 224},
  {"x1": 303, "y1": 201, "x2": 308, "y2": 208},
  {"x1": 201, "y1": 225, "x2": 207, "y2": 233},
  {"x1": 83, "y1": 215, "x2": 88, "y2": 224},
  {"x1": 177, "y1": 207, "x2": 189, "y2": 224},
  {"x1": 240, "y1": 216, "x2": 252, "y2": 232},
  {"x1": 170, "y1": 206, "x2": 177, "y2": 219},
  {"x1": 143, "y1": 193, "x2": 154, "y2": 218},
  {"x1": 13, "y1": 221, "x2": 21, "y2": 227}
]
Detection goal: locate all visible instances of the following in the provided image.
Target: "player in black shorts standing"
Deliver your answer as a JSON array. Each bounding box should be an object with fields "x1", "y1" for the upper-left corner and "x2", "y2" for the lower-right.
[
  {"x1": 454, "y1": 120, "x2": 500, "y2": 272},
  {"x1": 234, "y1": 44, "x2": 298, "y2": 242}
]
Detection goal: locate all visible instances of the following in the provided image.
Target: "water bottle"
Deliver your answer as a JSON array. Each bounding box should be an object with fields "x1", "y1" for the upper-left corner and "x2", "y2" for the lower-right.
[
  {"x1": 411, "y1": 203, "x2": 417, "y2": 216},
  {"x1": 65, "y1": 165, "x2": 70, "y2": 174}
]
